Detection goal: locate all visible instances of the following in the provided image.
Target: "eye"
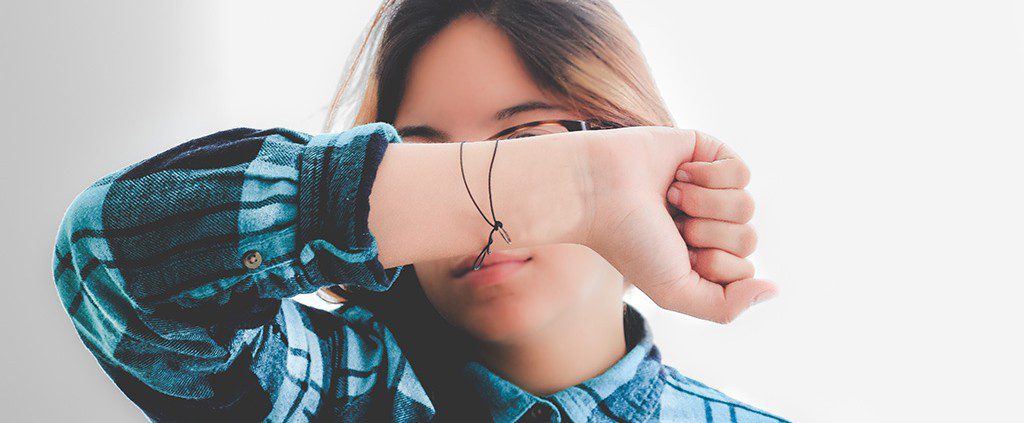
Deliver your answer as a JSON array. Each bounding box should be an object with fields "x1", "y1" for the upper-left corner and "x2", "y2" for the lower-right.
[
  {"x1": 508, "y1": 131, "x2": 545, "y2": 139},
  {"x1": 403, "y1": 136, "x2": 444, "y2": 144},
  {"x1": 500, "y1": 123, "x2": 570, "y2": 140}
]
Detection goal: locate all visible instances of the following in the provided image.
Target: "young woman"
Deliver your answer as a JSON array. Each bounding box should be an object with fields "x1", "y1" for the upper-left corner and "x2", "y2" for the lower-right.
[{"x1": 53, "y1": 0, "x2": 784, "y2": 421}]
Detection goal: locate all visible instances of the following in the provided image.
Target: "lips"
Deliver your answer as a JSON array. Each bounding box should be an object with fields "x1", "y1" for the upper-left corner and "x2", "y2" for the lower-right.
[{"x1": 452, "y1": 252, "x2": 532, "y2": 278}]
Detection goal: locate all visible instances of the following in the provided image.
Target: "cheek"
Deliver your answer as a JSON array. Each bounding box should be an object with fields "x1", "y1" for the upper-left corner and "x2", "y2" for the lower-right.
[
  {"x1": 406, "y1": 260, "x2": 467, "y2": 326},
  {"x1": 528, "y1": 252, "x2": 592, "y2": 300},
  {"x1": 407, "y1": 261, "x2": 452, "y2": 307},
  {"x1": 524, "y1": 245, "x2": 617, "y2": 312}
]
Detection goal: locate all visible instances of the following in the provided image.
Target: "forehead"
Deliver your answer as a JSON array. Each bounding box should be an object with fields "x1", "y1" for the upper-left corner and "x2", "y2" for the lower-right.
[{"x1": 393, "y1": 15, "x2": 564, "y2": 133}]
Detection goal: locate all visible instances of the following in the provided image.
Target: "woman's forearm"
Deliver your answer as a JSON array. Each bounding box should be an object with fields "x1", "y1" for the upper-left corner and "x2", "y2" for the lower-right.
[{"x1": 369, "y1": 136, "x2": 590, "y2": 269}]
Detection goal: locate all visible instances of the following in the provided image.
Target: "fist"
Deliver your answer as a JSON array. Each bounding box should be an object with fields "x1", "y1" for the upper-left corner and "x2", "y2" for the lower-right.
[
  {"x1": 580, "y1": 127, "x2": 777, "y2": 324},
  {"x1": 668, "y1": 135, "x2": 759, "y2": 285}
]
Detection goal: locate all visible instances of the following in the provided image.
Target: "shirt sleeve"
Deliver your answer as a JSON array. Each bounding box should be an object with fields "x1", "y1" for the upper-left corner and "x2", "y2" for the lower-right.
[{"x1": 51, "y1": 122, "x2": 433, "y2": 421}]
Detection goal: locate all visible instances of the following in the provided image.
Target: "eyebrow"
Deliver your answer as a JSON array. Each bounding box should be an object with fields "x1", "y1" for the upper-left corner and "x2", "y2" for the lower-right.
[
  {"x1": 494, "y1": 101, "x2": 565, "y2": 120},
  {"x1": 396, "y1": 101, "x2": 566, "y2": 142}
]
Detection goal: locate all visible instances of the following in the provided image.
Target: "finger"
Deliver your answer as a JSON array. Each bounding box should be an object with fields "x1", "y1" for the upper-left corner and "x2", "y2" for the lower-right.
[
  {"x1": 667, "y1": 182, "x2": 755, "y2": 223},
  {"x1": 687, "y1": 131, "x2": 731, "y2": 162},
  {"x1": 635, "y1": 202, "x2": 775, "y2": 324},
  {"x1": 667, "y1": 202, "x2": 687, "y2": 218},
  {"x1": 686, "y1": 248, "x2": 755, "y2": 284},
  {"x1": 676, "y1": 217, "x2": 758, "y2": 257},
  {"x1": 647, "y1": 272, "x2": 778, "y2": 324},
  {"x1": 677, "y1": 157, "x2": 751, "y2": 189}
]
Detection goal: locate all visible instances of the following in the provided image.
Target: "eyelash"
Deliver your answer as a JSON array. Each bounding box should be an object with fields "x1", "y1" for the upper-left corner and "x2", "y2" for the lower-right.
[{"x1": 406, "y1": 137, "x2": 446, "y2": 144}]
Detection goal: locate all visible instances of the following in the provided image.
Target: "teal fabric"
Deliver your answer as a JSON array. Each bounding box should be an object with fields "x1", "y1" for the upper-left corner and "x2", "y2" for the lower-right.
[
  {"x1": 463, "y1": 304, "x2": 786, "y2": 423},
  {"x1": 52, "y1": 121, "x2": 786, "y2": 422},
  {"x1": 53, "y1": 122, "x2": 425, "y2": 421}
]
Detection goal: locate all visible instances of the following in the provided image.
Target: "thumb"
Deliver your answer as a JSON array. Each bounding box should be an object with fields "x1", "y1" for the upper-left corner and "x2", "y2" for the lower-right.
[
  {"x1": 649, "y1": 270, "x2": 779, "y2": 324},
  {"x1": 628, "y1": 199, "x2": 778, "y2": 324}
]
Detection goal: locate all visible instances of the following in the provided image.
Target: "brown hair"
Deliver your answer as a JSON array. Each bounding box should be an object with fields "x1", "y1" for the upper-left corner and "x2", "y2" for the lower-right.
[
  {"x1": 317, "y1": 0, "x2": 674, "y2": 420},
  {"x1": 322, "y1": 0, "x2": 674, "y2": 133}
]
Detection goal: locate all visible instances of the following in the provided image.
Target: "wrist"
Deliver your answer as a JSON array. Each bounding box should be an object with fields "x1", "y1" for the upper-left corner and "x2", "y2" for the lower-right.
[
  {"x1": 488, "y1": 135, "x2": 592, "y2": 250},
  {"x1": 571, "y1": 126, "x2": 673, "y2": 252},
  {"x1": 572, "y1": 130, "x2": 631, "y2": 250},
  {"x1": 509, "y1": 130, "x2": 621, "y2": 249}
]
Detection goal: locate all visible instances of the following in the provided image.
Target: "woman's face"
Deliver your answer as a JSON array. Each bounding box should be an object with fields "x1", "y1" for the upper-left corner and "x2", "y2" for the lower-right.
[{"x1": 392, "y1": 15, "x2": 623, "y2": 344}]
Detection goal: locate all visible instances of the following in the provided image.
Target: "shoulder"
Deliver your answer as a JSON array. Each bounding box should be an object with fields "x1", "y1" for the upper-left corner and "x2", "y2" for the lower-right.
[{"x1": 656, "y1": 364, "x2": 789, "y2": 423}]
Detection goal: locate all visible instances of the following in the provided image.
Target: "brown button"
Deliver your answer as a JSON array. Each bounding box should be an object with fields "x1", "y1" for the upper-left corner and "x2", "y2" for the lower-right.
[{"x1": 242, "y1": 250, "x2": 263, "y2": 269}]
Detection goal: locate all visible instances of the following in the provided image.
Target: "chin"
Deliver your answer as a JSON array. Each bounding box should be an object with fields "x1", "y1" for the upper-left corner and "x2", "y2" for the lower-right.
[{"x1": 453, "y1": 296, "x2": 551, "y2": 344}]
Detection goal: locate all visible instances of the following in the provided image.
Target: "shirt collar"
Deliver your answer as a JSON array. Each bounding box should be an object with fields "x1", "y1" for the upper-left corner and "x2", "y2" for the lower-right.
[{"x1": 461, "y1": 303, "x2": 665, "y2": 422}]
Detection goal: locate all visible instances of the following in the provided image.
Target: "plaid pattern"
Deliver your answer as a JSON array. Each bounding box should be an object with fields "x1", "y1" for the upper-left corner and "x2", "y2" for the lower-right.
[
  {"x1": 462, "y1": 304, "x2": 788, "y2": 422},
  {"x1": 53, "y1": 123, "x2": 430, "y2": 421},
  {"x1": 52, "y1": 122, "x2": 786, "y2": 422}
]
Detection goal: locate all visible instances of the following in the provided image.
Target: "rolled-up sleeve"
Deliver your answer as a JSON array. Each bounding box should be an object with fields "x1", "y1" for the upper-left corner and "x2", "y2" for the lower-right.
[
  {"x1": 50, "y1": 122, "x2": 427, "y2": 421},
  {"x1": 296, "y1": 123, "x2": 403, "y2": 293}
]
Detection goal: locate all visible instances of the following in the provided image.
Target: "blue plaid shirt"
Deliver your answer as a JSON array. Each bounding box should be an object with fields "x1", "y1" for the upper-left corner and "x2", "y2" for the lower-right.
[
  {"x1": 463, "y1": 304, "x2": 785, "y2": 422},
  {"x1": 52, "y1": 122, "x2": 787, "y2": 422}
]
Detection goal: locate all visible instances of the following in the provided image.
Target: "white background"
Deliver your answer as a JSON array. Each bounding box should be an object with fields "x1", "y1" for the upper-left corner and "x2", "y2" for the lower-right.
[{"x1": 2, "y1": 1, "x2": 1022, "y2": 421}]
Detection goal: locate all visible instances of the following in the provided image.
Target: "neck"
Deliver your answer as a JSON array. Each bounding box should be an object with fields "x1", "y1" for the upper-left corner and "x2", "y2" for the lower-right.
[{"x1": 475, "y1": 298, "x2": 627, "y2": 397}]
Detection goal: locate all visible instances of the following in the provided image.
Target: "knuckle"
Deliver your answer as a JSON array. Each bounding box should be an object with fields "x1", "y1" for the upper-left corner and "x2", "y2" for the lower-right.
[
  {"x1": 738, "y1": 191, "x2": 756, "y2": 222},
  {"x1": 738, "y1": 226, "x2": 758, "y2": 256},
  {"x1": 738, "y1": 259, "x2": 756, "y2": 279},
  {"x1": 705, "y1": 166, "x2": 728, "y2": 188},
  {"x1": 681, "y1": 219, "x2": 701, "y2": 242},
  {"x1": 692, "y1": 130, "x2": 719, "y2": 149},
  {"x1": 698, "y1": 130, "x2": 723, "y2": 145},
  {"x1": 736, "y1": 162, "x2": 752, "y2": 187},
  {"x1": 705, "y1": 248, "x2": 729, "y2": 269},
  {"x1": 706, "y1": 248, "x2": 755, "y2": 281},
  {"x1": 679, "y1": 185, "x2": 704, "y2": 213}
]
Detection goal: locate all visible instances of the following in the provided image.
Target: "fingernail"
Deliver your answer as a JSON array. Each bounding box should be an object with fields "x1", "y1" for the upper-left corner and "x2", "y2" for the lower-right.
[
  {"x1": 676, "y1": 170, "x2": 690, "y2": 182},
  {"x1": 667, "y1": 186, "x2": 681, "y2": 204},
  {"x1": 751, "y1": 291, "x2": 777, "y2": 306}
]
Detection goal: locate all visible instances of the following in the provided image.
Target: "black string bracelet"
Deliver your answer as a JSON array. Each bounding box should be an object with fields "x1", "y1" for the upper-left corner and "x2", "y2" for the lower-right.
[{"x1": 460, "y1": 139, "x2": 512, "y2": 271}]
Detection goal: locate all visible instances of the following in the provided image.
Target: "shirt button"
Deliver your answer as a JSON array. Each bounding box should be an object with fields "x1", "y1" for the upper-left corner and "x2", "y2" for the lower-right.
[
  {"x1": 522, "y1": 405, "x2": 550, "y2": 422},
  {"x1": 242, "y1": 250, "x2": 263, "y2": 269}
]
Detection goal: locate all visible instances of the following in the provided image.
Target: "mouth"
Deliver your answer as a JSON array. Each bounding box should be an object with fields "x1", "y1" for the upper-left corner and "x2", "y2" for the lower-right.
[{"x1": 452, "y1": 252, "x2": 533, "y2": 279}]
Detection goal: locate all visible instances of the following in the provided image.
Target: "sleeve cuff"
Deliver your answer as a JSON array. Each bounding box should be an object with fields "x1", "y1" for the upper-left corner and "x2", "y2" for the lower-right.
[{"x1": 296, "y1": 122, "x2": 404, "y2": 292}]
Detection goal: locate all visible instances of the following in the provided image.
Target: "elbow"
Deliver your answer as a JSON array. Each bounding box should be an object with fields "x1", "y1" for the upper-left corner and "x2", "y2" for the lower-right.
[{"x1": 53, "y1": 182, "x2": 109, "y2": 312}]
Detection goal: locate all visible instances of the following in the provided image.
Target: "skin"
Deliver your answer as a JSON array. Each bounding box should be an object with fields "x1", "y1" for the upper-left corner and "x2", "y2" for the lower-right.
[{"x1": 387, "y1": 15, "x2": 769, "y2": 395}]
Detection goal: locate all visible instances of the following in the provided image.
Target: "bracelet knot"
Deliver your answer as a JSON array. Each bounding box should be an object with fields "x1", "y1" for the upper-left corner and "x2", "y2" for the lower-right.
[{"x1": 461, "y1": 140, "x2": 513, "y2": 271}]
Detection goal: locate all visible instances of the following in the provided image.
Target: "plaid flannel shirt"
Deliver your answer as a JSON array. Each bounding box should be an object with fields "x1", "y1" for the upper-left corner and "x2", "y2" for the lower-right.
[{"x1": 52, "y1": 122, "x2": 787, "y2": 422}]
